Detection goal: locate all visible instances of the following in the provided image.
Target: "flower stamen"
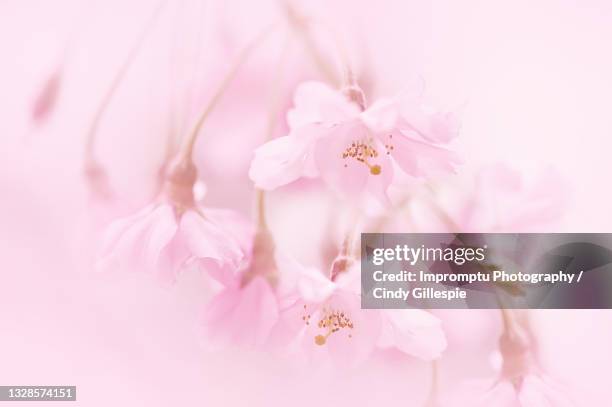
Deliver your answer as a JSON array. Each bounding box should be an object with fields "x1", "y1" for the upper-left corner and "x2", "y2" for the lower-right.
[
  {"x1": 303, "y1": 305, "x2": 354, "y2": 346},
  {"x1": 341, "y1": 139, "x2": 383, "y2": 175}
]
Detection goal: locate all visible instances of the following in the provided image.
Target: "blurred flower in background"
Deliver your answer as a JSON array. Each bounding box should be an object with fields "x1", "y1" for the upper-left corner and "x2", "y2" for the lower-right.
[{"x1": 2, "y1": 0, "x2": 612, "y2": 406}]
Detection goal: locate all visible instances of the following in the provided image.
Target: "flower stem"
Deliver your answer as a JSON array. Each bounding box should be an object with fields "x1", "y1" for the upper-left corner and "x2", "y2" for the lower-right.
[
  {"x1": 424, "y1": 360, "x2": 441, "y2": 407},
  {"x1": 311, "y1": 19, "x2": 352, "y2": 87},
  {"x1": 495, "y1": 292, "x2": 535, "y2": 383},
  {"x1": 281, "y1": 1, "x2": 355, "y2": 89},
  {"x1": 84, "y1": 0, "x2": 168, "y2": 165},
  {"x1": 256, "y1": 189, "x2": 268, "y2": 230},
  {"x1": 254, "y1": 29, "x2": 291, "y2": 232},
  {"x1": 281, "y1": 1, "x2": 339, "y2": 86},
  {"x1": 178, "y1": 23, "x2": 277, "y2": 162},
  {"x1": 330, "y1": 211, "x2": 361, "y2": 280},
  {"x1": 342, "y1": 218, "x2": 359, "y2": 258},
  {"x1": 424, "y1": 186, "x2": 462, "y2": 233}
]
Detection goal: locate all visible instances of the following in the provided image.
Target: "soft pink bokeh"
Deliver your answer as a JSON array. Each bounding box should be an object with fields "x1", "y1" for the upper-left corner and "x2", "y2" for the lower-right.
[{"x1": 1, "y1": 0, "x2": 612, "y2": 406}]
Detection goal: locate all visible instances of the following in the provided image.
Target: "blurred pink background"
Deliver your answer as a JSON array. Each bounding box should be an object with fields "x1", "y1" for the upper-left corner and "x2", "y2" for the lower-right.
[{"x1": 1, "y1": 0, "x2": 612, "y2": 405}]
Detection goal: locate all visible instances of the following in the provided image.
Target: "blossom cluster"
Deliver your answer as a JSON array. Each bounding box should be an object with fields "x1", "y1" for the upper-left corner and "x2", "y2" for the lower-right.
[{"x1": 27, "y1": 2, "x2": 574, "y2": 405}]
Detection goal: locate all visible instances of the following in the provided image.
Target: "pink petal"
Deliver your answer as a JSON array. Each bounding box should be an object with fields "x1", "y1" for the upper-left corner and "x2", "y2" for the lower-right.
[
  {"x1": 194, "y1": 208, "x2": 253, "y2": 286},
  {"x1": 378, "y1": 309, "x2": 447, "y2": 360},
  {"x1": 385, "y1": 130, "x2": 461, "y2": 177},
  {"x1": 249, "y1": 124, "x2": 325, "y2": 190},
  {"x1": 154, "y1": 235, "x2": 191, "y2": 284},
  {"x1": 323, "y1": 290, "x2": 381, "y2": 366},
  {"x1": 462, "y1": 165, "x2": 565, "y2": 232},
  {"x1": 97, "y1": 204, "x2": 156, "y2": 260},
  {"x1": 314, "y1": 120, "x2": 393, "y2": 204},
  {"x1": 519, "y1": 375, "x2": 575, "y2": 407},
  {"x1": 96, "y1": 204, "x2": 177, "y2": 273},
  {"x1": 287, "y1": 81, "x2": 360, "y2": 128},
  {"x1": 333, "y1": 263, "x2": 362, "y2": 294},
  {"x1": 360, "y1": 97, "x2": 401, "y2": 133},
  {"x1": 364, "y1": 145, "x2": 394, "y2": 207},
  {"x1": 394, "y1": 88, "x2": 460, "y2": 143},
  {"x1": 179, "y1": 209, "x2": 244, "y2": 269},
  {"x1": 267, "y1": 298, "x2": 309, "y2": 350},
  {"x1": 142, "y1": 205, "x2": 179, "y2": 271},
  {"x1": 202, "y1": 208, "x2": 254, "y2": 256},
  {"x1": 203, "y1": 261, "x2": 242, "y2": 287},
  {"x1": 202, "y1": 276, "x2": 279, "y2": 348},
  {"x1": 476, "y1": 381, "x2": 518, "y2": 407},
  {"x1": 276, "y1": 252, "x2": 336, "y2": 303},
  {"x1": 449, "y1": 379, "x2": 516, "y2": 407},
  {"x1": 398, "y1": 106, "x2": 460, "y2": 144}
]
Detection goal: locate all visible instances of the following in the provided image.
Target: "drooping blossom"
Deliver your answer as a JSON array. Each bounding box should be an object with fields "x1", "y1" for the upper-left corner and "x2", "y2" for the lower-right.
[
  {"x1": 201, "y1": 220, "x2": 325, "y2": 350},
  {"x1": 408, "y1": 164, "x2": 566, "y2": 234},
  {"x1": 447, "y1": 311, "x2": 575, "y2": 407},
  {"x1": 268, "y1": 261, "x2": 447, "y2": 366},
  {"x1": 201, "y1": 233, "x2": 446, "y2": 364},
  {"x1": 458, "y1": 164, "x2": 566, "y2": 232},
  {"x1": 202, "y1": 227, "x2": 285, "y2": 349},
  {"x1": 249, "y1": 80, "x2": 460, "y2": 205},
  {"x1": 449, "y1": 374, "x2": 575, "y2": 407},
  {"x1": 96, "y1": 158, "x2": 250, "y2": 283}
]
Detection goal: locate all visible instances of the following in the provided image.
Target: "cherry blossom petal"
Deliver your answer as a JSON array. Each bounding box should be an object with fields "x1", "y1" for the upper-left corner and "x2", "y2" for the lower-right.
[
  {"x1": 202, "y1": 276, "x2": 279, "y2": 348},
  {"x1": 97, "y1": 204, "x2": 156, "y2": 261},
  {"x1": 286, "y1": 81, "x2": 360, "y2": 128},
  {"x1": 319, "y1": 290, "x2": 381, "y2": 367},
  {"x1": 385, "y1": 130, "x2": 460, "y2": 177},
  {"x1": 314, "y1": 121, "x2": 392, "y2": 204},
  {"x1": 96, "y1": 204, "x2": 177, "y2": 272},
  {"x1": 360, "y1": 97, "x2": 401, "y2": 133},
  {"x1": 477, "y1": 381, "x2": 518, "y2": 407},
  {"x1": 202, "y1": 208, "x2": 254, "y2": 257},
  {"x1": 519, "y1": 375, "x2": 576, "y2": 407},
  {"x1": 267, "y1": 298, "x2": 309, "y2": 351},
  {"x1": 276, "y1": 252, "x2": 336, "y2": 303},
  {"x1": 155, "y1": 234, "x2": 191, "y2": 284},
  {"x1": 141, "y1": 204, "x2": 179, "y2": 270},
  {"x1": 179, "y1": 209, "x2": 243, "y2": 268},
  {"x1": 448, "y1": 379, "x2": 513, "y2": 407},
  {"x1": 364, "y1": 143, "x2": 394, "y2": 206},
  {"x1": 333, "y1": 263, "x2": 362, "y2": 294},
  {"x1": 398, "y1": 105, "x2": 460, "y2": 144},
  {"x1": 378, "y1": 308, "x2": 447, "y2": 360},
  {"x1": 249, "y1": 124, "x2": 330, "y2": 190},
  {"x1": 460, "y1": 165, "x2": 565, "y2": 232}
]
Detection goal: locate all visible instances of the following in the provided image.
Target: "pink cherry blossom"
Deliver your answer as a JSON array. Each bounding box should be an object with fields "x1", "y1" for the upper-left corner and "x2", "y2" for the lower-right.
[
  {"x1": 96, "y1": 159, "x2": 250, "y2": 283},
  {"x1": 201, "y1": 229, "x2": 292, "y2": 349},
  {"x1": 449, "y1": 374, "x2": 575, "y2": 407},
  {"x1": 202, "y1": 243, "x2": 446, "y2": 363},
  {"x1": 203, "y1": 275, "x2": 280, "y2": 348},
  {"x1": 410, "y1": 165, "x2": 567, "y2": 233},
  {"x1": 249, "y1": 81, "x2": 460, "y2": 205},
  {"x1": 447, "y1": 310, "x2": 575, "y2": 407},
  {"x1": 458, "y1": 165, "x2": 566, "y2": 232},
  {"x1": 270, "y1": 261, "x2": 447, "y2": 366}
]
